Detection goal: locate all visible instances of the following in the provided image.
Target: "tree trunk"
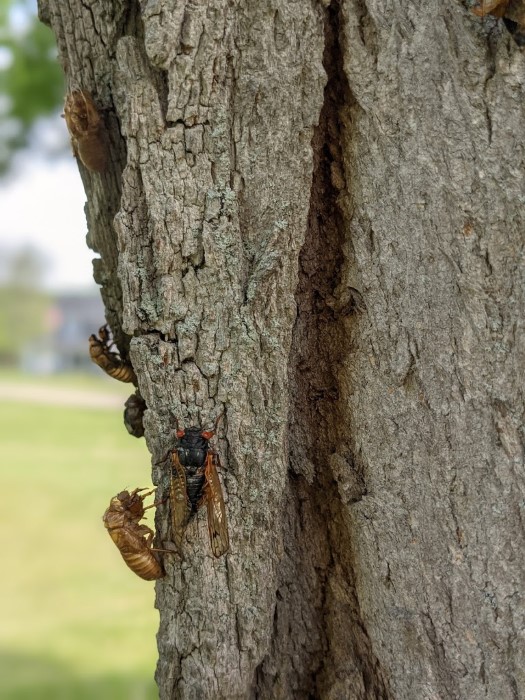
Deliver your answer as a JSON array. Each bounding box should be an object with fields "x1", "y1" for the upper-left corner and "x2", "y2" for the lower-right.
[{"x1": 39, "y1": 0, "x2": 525, "y2": 698}]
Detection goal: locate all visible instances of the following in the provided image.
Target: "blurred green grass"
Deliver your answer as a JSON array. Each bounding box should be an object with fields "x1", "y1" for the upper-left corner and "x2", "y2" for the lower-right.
[
  {"x1": 0, "y1": 367, "x2": 136, "y2": 393},
  {"x1": 0, "y1": 373, "x2": 159, "y2": 699}
]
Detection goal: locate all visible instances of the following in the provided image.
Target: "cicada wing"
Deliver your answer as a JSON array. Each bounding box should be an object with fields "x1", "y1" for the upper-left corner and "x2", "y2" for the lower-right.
[
  {"x1": 472, "y1": 0, "x2": 509, "y2": 17},
  {"x1": 170, "y1": 452, "x2": 191, "y2": 551},
  {"x1": 204, "y1": 452, "x2": 229, "y2": 557}
]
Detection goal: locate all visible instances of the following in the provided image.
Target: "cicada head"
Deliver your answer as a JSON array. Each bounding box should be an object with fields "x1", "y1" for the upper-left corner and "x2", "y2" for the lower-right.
[
  {"x1": 174, "y1": 425, "x2": 209, "y2": 467},
  {"x1": 88, "y1": 334, "x2": 104, "y2": 361},
  {"x1": 64, "y1": 90, "x2": 102, "y2": 136},
  {"x1": 181, "y1": 426, "x2": 213, "y2": 449},
  {"x1": 117, "y1": 489, "x2": 146, "y2": 519}
]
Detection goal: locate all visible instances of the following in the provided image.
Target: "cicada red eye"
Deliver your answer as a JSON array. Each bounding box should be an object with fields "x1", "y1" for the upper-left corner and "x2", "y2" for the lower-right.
[
  {"x1": 201, "y1": 430, "x2": 214, "y2": 440},
  {"x1": 176, "y1": 429, "x2": 185, "y2": 438}
]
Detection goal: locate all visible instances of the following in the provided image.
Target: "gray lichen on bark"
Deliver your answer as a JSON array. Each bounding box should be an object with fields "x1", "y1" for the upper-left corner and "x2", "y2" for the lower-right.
[{"x1": 39, "y1": 0, "x2": 525, "y2": 698}]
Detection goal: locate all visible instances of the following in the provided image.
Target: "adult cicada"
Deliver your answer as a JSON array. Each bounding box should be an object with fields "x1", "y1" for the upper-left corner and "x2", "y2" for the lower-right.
[
  {"x1": 103, "y1": 488, "x2": 166, "y2": 580},
  {"x1": 163, "y1": 417, "x2": 229, "y2": 558},
  {"x1": 89, "y1": 324, "x2": 137, "y2": 384}
]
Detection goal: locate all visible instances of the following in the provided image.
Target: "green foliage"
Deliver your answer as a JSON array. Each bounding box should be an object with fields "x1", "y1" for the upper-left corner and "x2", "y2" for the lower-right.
[
  {"x1": 0, "y1": 0, "x2": 64, "y2": 170},
  {"x1": 0, "y1": 379, "x2": 158, "y2": 699}
]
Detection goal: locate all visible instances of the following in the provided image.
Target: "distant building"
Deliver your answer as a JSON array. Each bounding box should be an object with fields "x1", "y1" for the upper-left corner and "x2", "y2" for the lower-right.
[{"x1": 21, "y1": 291, "x2": 106, "y2": 374}]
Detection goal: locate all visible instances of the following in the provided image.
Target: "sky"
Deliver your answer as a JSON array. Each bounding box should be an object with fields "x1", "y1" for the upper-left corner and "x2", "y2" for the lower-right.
[
  {"x1": 0, "y1": 3, "x2": 98, "y2": 293},
  {"x1": 0, "y1": 127, "x2": 96, "y2": 292}
]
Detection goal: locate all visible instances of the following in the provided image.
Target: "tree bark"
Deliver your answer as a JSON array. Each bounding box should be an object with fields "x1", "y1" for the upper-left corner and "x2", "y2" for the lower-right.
[{"x1": 39, "y1": 0, "x2": 525, "y2": 698}]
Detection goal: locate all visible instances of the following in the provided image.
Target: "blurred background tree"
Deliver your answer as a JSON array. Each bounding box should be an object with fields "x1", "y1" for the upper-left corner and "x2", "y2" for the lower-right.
[
  {"x1": 0, "y1": 1, "x2": 71, "y2": 367},
  {"x1": 0, "y1": 245, "x2": 49, "y2": 364},
  {"x1": 0, "y1": 0, "x2": 64, "y2": 172}
]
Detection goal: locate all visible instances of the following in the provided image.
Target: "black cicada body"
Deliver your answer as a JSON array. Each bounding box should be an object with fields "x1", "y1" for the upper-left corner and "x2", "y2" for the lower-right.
[
  {"x1": 168, "y1": 420, "x2": 229, "y2": 558},
  {"x1": 123, "y1": 392, "x2": 146, "y2": 438},
  {"x1": 175, "y1": 427, "x2": 209, "y2": 510}
]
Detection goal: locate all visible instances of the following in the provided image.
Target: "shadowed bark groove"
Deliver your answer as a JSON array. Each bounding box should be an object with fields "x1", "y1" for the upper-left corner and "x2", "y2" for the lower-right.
[{"x1": 253, "y1": 4, "x2": 391, "y2": 698}]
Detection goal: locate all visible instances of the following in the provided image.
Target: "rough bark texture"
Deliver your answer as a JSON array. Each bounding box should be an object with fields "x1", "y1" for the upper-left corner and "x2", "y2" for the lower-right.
[{"x1": 40, "y1": 0, "x2": 525, "y2": 698}]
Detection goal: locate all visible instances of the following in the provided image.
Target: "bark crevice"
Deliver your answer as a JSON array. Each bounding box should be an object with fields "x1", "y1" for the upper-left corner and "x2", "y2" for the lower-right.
[{"x1": 254, "y1": 3, "x2": 390, "y2": 697}]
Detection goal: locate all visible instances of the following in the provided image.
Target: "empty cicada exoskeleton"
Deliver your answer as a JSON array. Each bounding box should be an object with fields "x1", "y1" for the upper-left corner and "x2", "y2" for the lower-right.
[
  {"x1": 103, "y1": 488, "x2": 169, "y2": 580},
  {"x1": 63, "y1": 90, "x2": 108, "y2": 172},
  {"x1": 89, "y1": 324, "x2": 137, "y2": 384}
]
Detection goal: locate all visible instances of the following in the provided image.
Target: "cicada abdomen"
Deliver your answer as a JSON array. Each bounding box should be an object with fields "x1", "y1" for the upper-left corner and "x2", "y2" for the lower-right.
[
  {"x1": 103, "y1": 488, "x2": 165, "y2": 581},
  {"x1": 89, "y1": 325, "x2": 137, "y2": 384}
]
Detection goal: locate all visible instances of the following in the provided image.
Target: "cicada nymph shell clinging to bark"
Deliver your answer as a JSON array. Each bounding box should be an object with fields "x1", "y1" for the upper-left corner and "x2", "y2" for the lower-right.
[
  {"x1": 63, "y1": 90, "x2": 108, "y2": 172},
  {"x1": 103, "y1": 488, "x2": 166, "y2": 581},
  {"x1": 89, "y1": 325, "x2": 137, "y2": 384}
]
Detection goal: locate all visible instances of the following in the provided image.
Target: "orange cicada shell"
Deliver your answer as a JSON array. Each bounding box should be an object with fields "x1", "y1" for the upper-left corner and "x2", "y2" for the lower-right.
[
  {"x1": 102, "y1": 488, "x2": 165, "y2": 580},
  {"x1": 63, "y1": 90, "x2": 108, "y2": 172},
  {"x1": 89, "y1": 325, "x2": 137, "y2": 384}
]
